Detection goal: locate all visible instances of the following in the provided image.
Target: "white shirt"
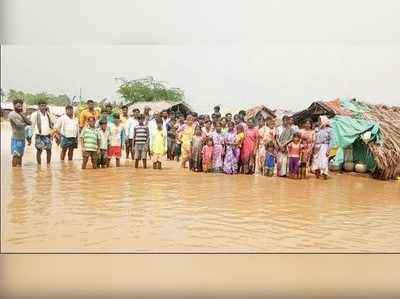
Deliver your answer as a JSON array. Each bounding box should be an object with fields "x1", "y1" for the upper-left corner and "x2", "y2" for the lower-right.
[
  {"x1": 31, "y1": 111, "x2": 53, "y2": 136},
  {"x1": 55, "y1": 114, "x2": 79, "y2": 138},
  {"x1": 109, "y1": 123, "x2": 124, "y2": 146},
  {"x1": 127, "y1": 117, "x2": 139, "y2": 139}
]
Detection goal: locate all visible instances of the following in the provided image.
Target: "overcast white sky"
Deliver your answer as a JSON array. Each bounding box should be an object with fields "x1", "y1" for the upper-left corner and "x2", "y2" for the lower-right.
[
  {"x1": 1, "y1": 0, "x2": 399, "y2": 112},
  {"x1": 2, "y1": 45, "x2": 400, "y2": 113}
]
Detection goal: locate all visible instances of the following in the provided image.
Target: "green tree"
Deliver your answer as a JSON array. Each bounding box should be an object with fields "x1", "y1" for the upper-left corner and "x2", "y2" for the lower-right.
[
  {"x1": 6, "y1": 90, "x2": 70, "y2": 106},
  {"x1": 116, "y1": 77, "x2": 185, "y2": 104}
]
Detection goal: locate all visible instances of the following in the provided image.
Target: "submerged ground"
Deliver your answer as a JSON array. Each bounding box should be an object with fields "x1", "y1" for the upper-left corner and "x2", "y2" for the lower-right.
[{"x1": 1, "y1": 123, "x2": 399, "y2": 252}]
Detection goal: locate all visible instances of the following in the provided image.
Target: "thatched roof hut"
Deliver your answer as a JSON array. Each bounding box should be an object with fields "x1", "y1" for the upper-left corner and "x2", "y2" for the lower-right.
[
  {"x1": 292, "y1": 101, "x2": 336, "y2": 125},
  {"x1": 296, "y1": 98, "x2": 400, "y2": 180},
  {"x1": 363, "y1": 104, "x2": 400, "y2": 180},
  {"x1": 245, "y1": 105, "x2": 276, "y2": 122},
  {"x1": 128, "y1": 101, "x2": 191, "y2": 116}
]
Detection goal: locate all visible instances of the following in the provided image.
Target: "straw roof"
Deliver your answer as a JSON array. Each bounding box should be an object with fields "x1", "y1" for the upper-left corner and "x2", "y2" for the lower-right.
[
  {"x1": 364, "y1": 104, "x2": 400, "y2": 180},
  {"x1": 128, "y1": 101, "x2": 191, "y2": 115},
  {"x1": 292, "y1": 101, "x2": 336, "y2": 124},
  {"x1": 245, "y1": 105, "x2": 276, "y2": 121}
]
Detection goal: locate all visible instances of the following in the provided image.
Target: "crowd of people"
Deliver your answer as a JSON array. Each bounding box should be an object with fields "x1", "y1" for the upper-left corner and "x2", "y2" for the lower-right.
[{"x1": 8, "y1": 99, "x2": 335, "y2": 179}]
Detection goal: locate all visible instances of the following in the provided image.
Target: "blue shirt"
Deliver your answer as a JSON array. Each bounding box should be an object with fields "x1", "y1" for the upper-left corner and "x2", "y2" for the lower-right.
[{"x1": 265, "y1": 152, "x2": 276, "y2": 169}]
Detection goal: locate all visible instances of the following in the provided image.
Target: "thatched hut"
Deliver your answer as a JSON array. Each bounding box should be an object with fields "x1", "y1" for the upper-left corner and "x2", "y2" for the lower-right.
[
  {"x1": 297, "y1": 98, "x2": 400, "y2": 180},
  {"x1": 363, "y1": 105, "x2": 400, "y2": 180},
  {"x1": 292, "y1": 101, "x2": 336, "y2": 125},
  {"x1": 245, "y1": 105, "x2": 276, "y2": 122},
  {"x1": 128, "y1": 101, "x2": 191, "y2": 116}
]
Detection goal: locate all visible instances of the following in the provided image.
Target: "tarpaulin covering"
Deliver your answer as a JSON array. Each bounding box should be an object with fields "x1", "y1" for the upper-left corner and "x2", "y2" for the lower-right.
[
  {"x1": 340, "y1": 98, "x2": 370, "y2": 118},
  {"x1": 330, "y1": 115, "x2": 382, "y2": 172},
  {"x1": 325, "y1": 98, "x2": 353, "y2": 116}
]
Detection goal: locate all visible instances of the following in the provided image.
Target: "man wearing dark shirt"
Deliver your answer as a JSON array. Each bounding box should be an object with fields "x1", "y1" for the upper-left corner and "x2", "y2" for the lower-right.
[{"x1": 8, "y1": 99, "x2": 32, "y2": 167}]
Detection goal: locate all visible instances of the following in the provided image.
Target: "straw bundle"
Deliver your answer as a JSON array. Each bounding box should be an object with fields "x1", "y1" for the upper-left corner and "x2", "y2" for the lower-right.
[{"x1": 364, "y1": 105, "x2": 400, "y2": 180}]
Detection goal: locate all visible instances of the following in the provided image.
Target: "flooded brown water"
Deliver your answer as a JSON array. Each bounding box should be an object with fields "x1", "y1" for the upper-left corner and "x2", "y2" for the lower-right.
[{"x1": 1, "y1": 122, "x2": 399, "y2": 252}]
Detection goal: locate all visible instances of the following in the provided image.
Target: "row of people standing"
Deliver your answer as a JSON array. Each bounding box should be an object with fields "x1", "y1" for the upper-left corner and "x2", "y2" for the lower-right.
[
  {"x1": 8, "y1": 99, "x2": 334, "y2": 178},
  {"x1": 166, "y1": 112, "x2": 334, "y2": 179}
]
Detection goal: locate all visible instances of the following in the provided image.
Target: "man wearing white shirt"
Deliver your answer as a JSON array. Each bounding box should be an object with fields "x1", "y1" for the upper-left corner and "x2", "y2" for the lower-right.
[
  {"x1": 30, "y1": 100, "x2": 54, "y2": 165},
  {"x1": 161, "y1": 110, "x2": 170, "y2": 129},
  {"x1": 54, "y1": 105, "x2": 79, "y2": 161}
]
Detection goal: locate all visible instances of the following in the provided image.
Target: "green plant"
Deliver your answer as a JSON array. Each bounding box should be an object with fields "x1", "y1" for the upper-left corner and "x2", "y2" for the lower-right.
[{"x1": 115, "y1": 77, "x2": 185, "y2": 104}]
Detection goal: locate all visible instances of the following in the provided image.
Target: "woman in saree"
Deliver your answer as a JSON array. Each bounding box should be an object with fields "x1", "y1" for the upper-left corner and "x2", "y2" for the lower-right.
[
  {"x1": 276, "y1": 115, "x2": 295, "y2": 177},
  {"x1": 299, "y1": 119, "x2": 315, "y2": 172},
  {"x1": 211, "y1": 122, "x2": 225, "y2": 172},
  {"x1": 311, "y1": 115, "x2": 334, "y2": 179},
  {"x1": 223, "y1": 121, "x2": 238, "y2": 174},
  {"x1": 240, "y1": 118, "x2": 259, "y2": 174}
]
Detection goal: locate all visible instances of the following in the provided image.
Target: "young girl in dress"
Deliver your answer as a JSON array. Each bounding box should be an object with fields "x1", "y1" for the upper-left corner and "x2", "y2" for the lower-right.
[
  {"x1": 191, "y1": 126, "x2": 203, "y2": 172},
  {"x1": 287, "y1": 133, "x2": 303, "y2": 179},
  {"x1": 211, "y1": 122, "x2": 225, "y2": 173},
  {"x1": 150, "y1": 119, "x2": 167, "y2": 169},
  {"x1": 202, "y1": 137, "x2": 213, "y2": 173},
  {"x1": 299, "y1": 119, "x2": 315, "y2": 176},
  {"x1": 263, "y1": 141, "x2": 276, "y2": 177}
]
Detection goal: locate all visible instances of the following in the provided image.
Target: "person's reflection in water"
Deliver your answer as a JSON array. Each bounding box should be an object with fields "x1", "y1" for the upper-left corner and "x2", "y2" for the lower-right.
[{"x1": 8, "y1": 169, "x2": 29, "y2": 226}]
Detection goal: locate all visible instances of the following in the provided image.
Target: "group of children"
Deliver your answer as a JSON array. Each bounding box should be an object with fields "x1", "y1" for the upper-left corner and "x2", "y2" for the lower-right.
[{"x1": 80, "y1": 113, "x2": 168, "y2": 170}]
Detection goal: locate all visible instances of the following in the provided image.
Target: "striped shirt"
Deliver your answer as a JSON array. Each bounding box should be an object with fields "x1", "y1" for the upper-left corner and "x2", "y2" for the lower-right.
[
  {"x1": 81, "y1": 127, "x2": 99, "y2": 152},
  {"x1": 133, "y1": 125, "x2": 149, "y2": 144}
]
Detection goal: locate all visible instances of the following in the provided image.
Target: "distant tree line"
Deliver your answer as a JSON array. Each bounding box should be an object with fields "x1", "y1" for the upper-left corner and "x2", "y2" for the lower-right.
[
  {"x1": 6, "y1": 89, "x2": 71, "y2": 106},
  {"x1": 5, "y1": 76, "x2": 186, "y2": 107}
]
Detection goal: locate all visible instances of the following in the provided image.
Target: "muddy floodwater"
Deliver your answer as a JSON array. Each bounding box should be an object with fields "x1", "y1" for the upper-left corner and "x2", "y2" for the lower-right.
[{"x1": 1, "y1": 122, "x2": 399, "y2": 252}]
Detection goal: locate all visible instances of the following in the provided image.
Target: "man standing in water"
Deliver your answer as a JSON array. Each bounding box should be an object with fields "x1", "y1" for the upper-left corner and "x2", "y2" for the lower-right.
[
  {"x1": 30, "y1": 99, "x2": 54, "y2": 166},
  {"x1": 8, "y1": 99, "x2": 32, "y2": 167},
  {"x1": 54, "y1": 105, "x2": 79, "y2": 161},
  {"x1": 79, "y1": 99, "x2": 99, "y2": 131}
]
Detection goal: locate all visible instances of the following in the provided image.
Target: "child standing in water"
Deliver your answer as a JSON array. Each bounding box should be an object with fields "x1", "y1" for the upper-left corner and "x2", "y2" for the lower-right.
[
  {"x1": 263, "y1": 141, "x2": 276, "y2": 177},
  {"x1": 174, "y1": 114, "x2": 185, "y2": 162},
  {"x1": 202, "y1": 137, "x2": 213, "y2": 173},
  {"x1": 211, "y1": 122, "x2": 225, "y2": 173},
  {"x1": 80, "y1": 116, "x2": 99, "y2": 169},
  {"x1": 150, "y1": 119, "x2": 167, "y2": 169},
  {"x1": 287, "y1": 133, "x2": 303, "y2": 179},
  {"x1": 177, "y1": 115, "x2": 195, "y2": 168},
  {"x1": 191, "y1": 126, "x2": 203, "y2": 172},
  {"x1": 107, "y1": 113, "x2": 125, "y2": 167},
  {"x1": 97, "y1": 119, "x2": 110, "y2": 168},
  {"x1": 133, "y1": 114, "x2": 150, "y2": 168}
]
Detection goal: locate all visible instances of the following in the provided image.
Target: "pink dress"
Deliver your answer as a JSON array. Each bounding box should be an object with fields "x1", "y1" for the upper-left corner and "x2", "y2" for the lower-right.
[{"x1": 202, "y1": 145, "x2": 213, "y2": 172}]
